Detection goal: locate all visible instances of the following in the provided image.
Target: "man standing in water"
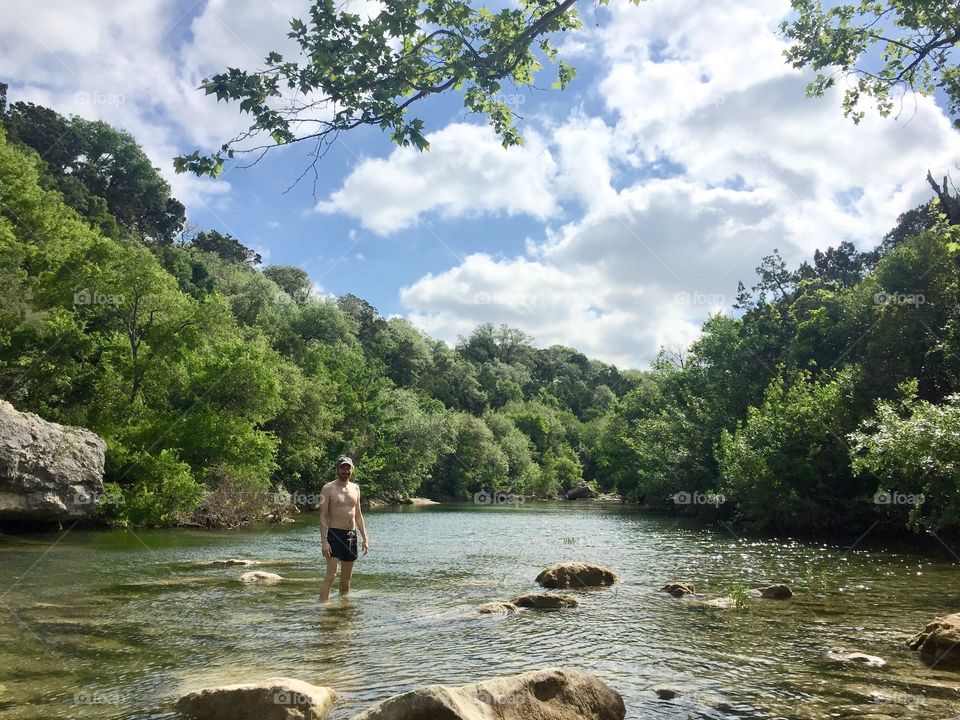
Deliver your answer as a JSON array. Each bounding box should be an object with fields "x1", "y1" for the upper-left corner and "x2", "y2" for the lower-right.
[{"x1": 319, "y1": 456, "x2": 370, "y2": 601}]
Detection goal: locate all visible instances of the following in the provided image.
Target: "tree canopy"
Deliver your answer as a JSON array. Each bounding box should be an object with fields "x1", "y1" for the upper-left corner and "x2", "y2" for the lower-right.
[
  {"x1": 174, "y1": 0, "x2": 643, "y2": 179},
  {"x1": 782, "y1": 0, "x2": 960, "y2": 127}
]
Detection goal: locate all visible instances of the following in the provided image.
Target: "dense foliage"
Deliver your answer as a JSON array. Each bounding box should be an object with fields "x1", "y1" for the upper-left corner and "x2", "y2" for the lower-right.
[
  {"x1": 0, "y1": 101, "x2": 633, "y2": 526},
  {"x1": 592, "y1": 215, "x2": 960, "y2": 536},
  {"x1": 2, "y1": 99, "x2": 959, "y2": 537}
]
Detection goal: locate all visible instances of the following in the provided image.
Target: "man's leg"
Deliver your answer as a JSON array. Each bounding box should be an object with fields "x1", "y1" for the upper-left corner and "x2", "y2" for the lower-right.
[
  {"x1": 339, "y1": 561, "x2": 354, "y2": 595},
  {"x1": 319, "y1": 556, "x2": 339, "y2": 601}
]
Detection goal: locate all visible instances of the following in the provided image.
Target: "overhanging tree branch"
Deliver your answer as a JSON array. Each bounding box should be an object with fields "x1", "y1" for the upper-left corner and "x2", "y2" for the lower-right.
[{"x1": 174, "y1": 0, "x2": 634, "y2": 185}]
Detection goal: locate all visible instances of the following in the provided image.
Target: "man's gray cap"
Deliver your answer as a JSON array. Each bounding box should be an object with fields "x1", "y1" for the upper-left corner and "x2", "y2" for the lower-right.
[{"x1": 336, "y1": 456, "x2": 354, "y2": 467}]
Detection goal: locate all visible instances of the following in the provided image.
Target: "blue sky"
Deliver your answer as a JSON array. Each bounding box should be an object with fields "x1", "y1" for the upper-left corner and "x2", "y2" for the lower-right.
[{"x1": 3, "y1": 0, "x2": 960, "y2": 368}]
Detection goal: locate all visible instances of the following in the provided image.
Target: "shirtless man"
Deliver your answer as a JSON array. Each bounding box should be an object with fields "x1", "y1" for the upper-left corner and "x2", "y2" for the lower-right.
[{"x1": 319, "y1": 456, "x2": 369, "y2": 601}]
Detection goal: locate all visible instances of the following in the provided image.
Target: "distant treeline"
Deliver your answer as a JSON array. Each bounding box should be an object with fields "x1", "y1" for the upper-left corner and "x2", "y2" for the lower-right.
[{"x1": 1, "y1": 85, "x2": 958, "y2": 536}]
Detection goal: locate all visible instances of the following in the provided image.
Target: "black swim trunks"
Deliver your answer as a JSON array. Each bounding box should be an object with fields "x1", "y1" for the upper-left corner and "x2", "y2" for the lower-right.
[{"x1": 326, "y1": 528, "x2": 358, "y2": 562}]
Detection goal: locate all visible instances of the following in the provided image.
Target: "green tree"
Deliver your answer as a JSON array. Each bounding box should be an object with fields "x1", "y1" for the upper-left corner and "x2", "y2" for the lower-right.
[
  {"x1": 263, "y1": 264, "x2": 313, "y2": 303},
  {"x1": 2, "y1": 102, "x2": 185, "y2": 242},
  {"x1": 717, "y1": 367, "x2": 869, "y2": 533},
  {"x1": 363, "y1": 389, "x2": 457, "y2": 497},
  {"x1": 191, "y1": 230, "x2": 262, "y2": 267},
  {"x1": 850, "y1": 382, "x2": 960, "y2": 532},
  {"x1": 175, "y1": 0, "x2": 645, "y2": 177},
  {"x1": 782, "y1": 1, "x2": 960, "y2": 127},
  {"x1": 858, "y1": 221, "x2": 960, "y2": 402},
  {"x1": 426, "y1": 412, "x2": 509, "y2": 498},
  {"x1": 484, "y1": 410, "x2": 541, "y2": 493}
]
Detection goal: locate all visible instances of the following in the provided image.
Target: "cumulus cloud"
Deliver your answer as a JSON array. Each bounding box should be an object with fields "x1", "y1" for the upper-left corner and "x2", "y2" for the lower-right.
[
  {"x1": 314, "y1": 123, "x2": 560, "y2": 234},
  {"x1": 397, "y1": 0, "x2": 960, "y2": 367},
  {"x1": 0, "y1": 0, "x2": 311, "y2": 209}
]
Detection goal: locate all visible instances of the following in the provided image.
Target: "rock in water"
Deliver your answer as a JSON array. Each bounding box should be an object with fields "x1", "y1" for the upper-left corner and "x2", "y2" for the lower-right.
[
  {"x1": 909, "y1": 612, "x2": 960, "y2": 667},
  {"x1": 824, "y1": 648, "x2": 887, "y2": 668},
  {"x1": 205, "y1": 559, "x2": 258, "y2": 567},
  {"x1": 510, "y1": 593, "x2": 579, "y2": 609},
  {"x1": 757, "y1": 584, "x2": 793, "y2": 599},
  {"x1": 350, "y1": 667, "x2": 625, "y2": 720},
  {"x1": 0, "y1": 400, "x2": 106, "y2": 525},
  {"x1": 176, "y1": 677, "x2": 337, "y2": 720},
  {"x1": 477, "y1": 602, "x2": 517, "y2": 614},
  {"x1": 660, "y1": 582, "x2": 696, "y2": 597},
  {"x1": 536, "y1": 563, "x2": 618, "y2": 589},
  {"x1": 239, "y1": 571, "x2": 283, "y2": 584},
  {"x1": 565, "y1": 481, "x2": 595, "y2": 500}
]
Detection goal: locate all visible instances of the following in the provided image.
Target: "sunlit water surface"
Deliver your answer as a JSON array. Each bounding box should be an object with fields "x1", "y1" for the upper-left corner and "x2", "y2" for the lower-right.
[{"x1": 2, "y1": 503, "x2": 959, "y2": 719}]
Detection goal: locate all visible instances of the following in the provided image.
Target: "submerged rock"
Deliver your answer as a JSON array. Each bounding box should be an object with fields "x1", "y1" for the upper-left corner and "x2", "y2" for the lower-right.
[
  {"x1": 654, "y1": 688, "x2": 679, "y2": 700},
  {"x1": 757, "y1": 584, "x2": 793, "y2": 599},
  {"x1": 205, "y1": 559, "x2": 259, "y2": 567},
  {"x1": 660, "y1": 582, "x2": 696, "y2": 597},
  {"x1": 0, "y1": 399, "x2": 106, "y2": 526},
  {"x1": 909, "y1": 612, "x2": 960, "y2": 667},
  {"x1": 176, "y1": 677, "x2": 336, "y2": 720},
  {"x1": 536, "y1": 563, "x2": 618, "y2": 589},
  {"x1": 510, "y1": 593, "x2": 579, "y2": 609},
  {"x1": 238, "y1": 571, "x2": 283, "y2": 584},
  {"x1": 477, "y1": 602, "x2": 517, "y2": 614},
  {"x1": 825, "y1": 648, "x2": 888, "y2": 668},
  {"x1": 349, "y1": 667, "x2": 625, "y2": 720},
  {"x1": 700, "y1": 596, "x2": 737, "y2": 609}
]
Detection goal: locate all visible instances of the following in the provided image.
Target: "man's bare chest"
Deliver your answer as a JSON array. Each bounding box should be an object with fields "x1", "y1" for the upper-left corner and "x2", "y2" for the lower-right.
[{"x1": 329, "y1": 488, "x2": 357, "y2": 507}]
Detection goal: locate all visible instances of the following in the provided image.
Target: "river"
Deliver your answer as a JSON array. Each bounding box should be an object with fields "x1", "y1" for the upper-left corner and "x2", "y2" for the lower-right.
[{"x1": 1, "y1": 502, "x2": 959, "y2": 719}]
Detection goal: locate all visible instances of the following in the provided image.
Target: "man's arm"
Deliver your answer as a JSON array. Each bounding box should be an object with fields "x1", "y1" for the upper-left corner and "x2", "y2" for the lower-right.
[
  {"x1": 319, "y1": 484, "x2": 331, "y2": 558},
  {"x1": 355, "y1": 485, "x2": 369, "y2": 555}
]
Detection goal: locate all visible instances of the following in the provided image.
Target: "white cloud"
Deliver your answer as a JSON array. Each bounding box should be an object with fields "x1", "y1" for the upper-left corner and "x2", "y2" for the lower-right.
[
  {"x1": 399, "y1": 0, "x2": 960, "y2": 367},
  {"x1": 314, "y1": 123, "x2": 560, "y2": 234},
  {"x1": 6, "y1": 0, "x2": 960, "y2": 368},
  {"x1": 0, "y1": 0, "x2": 313, "y2": 210},
  {"x1": 401, "y1": 253, "x2": 702, "y2": 369}
]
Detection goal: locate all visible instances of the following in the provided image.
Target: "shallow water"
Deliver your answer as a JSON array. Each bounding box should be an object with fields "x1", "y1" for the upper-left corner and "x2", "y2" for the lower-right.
[{"x1": 1, "y1": 503, "x2": 959, "y2": 719}]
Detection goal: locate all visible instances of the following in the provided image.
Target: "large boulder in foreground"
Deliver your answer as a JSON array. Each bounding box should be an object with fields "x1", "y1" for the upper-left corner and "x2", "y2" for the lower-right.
[
  {"x1": 909, "y1": 612, "x2": 960, "y2": 667},
  {"x1": 511, "y1": 593, "x2": 579, "y2": 609},
  {"x1": 536, "y1": 563, "x2": 618, "y2": 589},
  {"x1": 350, "y1": 667, "x2": 625, "y2": 720},
  {"x1": 0, "y1": 400, "x2": 106, "y2": 525},
  {"x1": 176, "y1": 677, "x2": 337, "y2": 720}
]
